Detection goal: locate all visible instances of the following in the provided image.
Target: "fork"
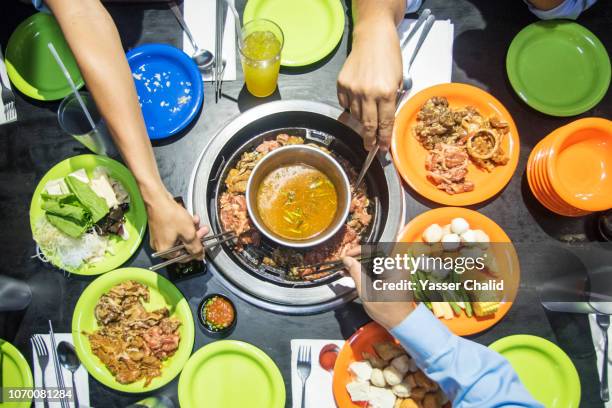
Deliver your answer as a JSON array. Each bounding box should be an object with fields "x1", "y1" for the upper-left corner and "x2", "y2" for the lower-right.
[
  {"x1": 597, "y1": 313, "x2": 610, "y2": 402},
  {"x1": 31, "y1": 335, "x2": 50, "y2": 408},
  {"x1": 297, "y1": 346, "x2": 312, "y2": 408},
  {"x1": 0, "y1": 74, "x2": 16, "y2": 122}
]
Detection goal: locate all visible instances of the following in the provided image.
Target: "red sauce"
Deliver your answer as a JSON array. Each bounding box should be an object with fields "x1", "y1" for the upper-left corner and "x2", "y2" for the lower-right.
[
  {"x1": 318, "y1": 344, "x2": 339, "y2": 372},
  {"x1": 204, "y1": 296, "x2": 235, "y2": 330}
]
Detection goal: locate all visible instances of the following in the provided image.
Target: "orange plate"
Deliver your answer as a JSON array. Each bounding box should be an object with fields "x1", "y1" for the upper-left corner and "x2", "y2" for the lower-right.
[
  {"x1": 392, "y1": 83, "x2": 520, "y2": 206},
  {"x1": 397, "y1": 207, "x2": 520, "y2": 336},
  {"x1": 333, "y1": 322, "x2": 451, "y2": 408},
  {"x1": 333, "y1": 322, "x2": 393, "y2": 408},
  {"x1": 547, "y1": 117, "x2": 612, "y2": 212}
]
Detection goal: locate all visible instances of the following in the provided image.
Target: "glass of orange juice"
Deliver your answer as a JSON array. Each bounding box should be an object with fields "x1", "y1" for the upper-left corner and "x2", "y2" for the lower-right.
[{"x1": 239, "y1": 19, "x2": 284, "y2": 98}]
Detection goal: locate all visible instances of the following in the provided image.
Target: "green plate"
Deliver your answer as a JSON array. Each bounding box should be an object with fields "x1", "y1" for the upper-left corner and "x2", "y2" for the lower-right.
[
  {"x1": 506, "y1": 21, "x2": 610, "y2": 117},
  {"x1": 489, "y1": 335, "x2": 581, "y2": 408},
  {"x1": 178, "y1": 340, "x2": 286, "y2": 408},
  {"x1": 243, "y1": 0, "x2": 345, "y2": 67},
  {"x1": 29, "y1": 154, "x2": 147, "y2": 275},
  {"x1": 71, "y1": 268, "x2": 195, "y2": 393},
  {"x1": 0, "y1": 340, "x2": 33, "y2": 408},
  {"x1": 5, "y1": 13, "x2": 84, "y2": 101}
]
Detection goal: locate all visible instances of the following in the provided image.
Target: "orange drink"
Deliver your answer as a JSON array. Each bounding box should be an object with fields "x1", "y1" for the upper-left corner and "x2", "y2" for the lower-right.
[{"x1": 239, "y1": 19, "x2": 284, "y2": 97}]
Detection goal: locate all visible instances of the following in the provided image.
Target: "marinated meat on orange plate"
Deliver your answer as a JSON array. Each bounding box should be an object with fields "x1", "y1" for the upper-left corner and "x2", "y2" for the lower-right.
[{"x1": 425, "y1": 143, "x2": 474, "y2": 195}]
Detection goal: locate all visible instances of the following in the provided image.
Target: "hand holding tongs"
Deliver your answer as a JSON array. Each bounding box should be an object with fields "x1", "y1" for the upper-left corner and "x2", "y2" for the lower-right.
[
  {"x1": 149, "y1": 231, "x2": 236, "y2": 271},
  {"x1": 354, "y1": 11, "x2": 435, "y2": 187}
]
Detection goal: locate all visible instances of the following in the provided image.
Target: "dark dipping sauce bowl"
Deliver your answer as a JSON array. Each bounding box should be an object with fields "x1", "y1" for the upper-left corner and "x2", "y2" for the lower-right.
[{"x1": 197, "y1": 294, "x2": 237, "y2": 337}]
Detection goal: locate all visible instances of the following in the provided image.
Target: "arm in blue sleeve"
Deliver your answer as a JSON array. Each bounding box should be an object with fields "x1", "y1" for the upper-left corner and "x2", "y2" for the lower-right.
[
  {"x1": 32, "y1": 0, "x2": 49, "y2": 12},
  {"x1": 406, "y1": 0, "x2": 423, "y2": 13},
  {"x1": 525, "y1": 0, "x2": 597, "y2": 20},
  {"x1": 390, "y1": 304, "x2": 543, "y2": 408}
]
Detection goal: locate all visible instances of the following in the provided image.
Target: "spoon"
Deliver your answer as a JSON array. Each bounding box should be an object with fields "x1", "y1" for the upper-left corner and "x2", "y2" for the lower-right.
[
  {"x1": 169, "y1": 1, "x2": 215, "y2": 70},
  {"x1": 402, "y1": 15, "x2": 436, "y2": 92},
  {"x1": 319, "y1": 344, "x2": 340, "y2": 372},
  {"x1": 57, "y1": 341, "x2": 80, "y2": 408}
]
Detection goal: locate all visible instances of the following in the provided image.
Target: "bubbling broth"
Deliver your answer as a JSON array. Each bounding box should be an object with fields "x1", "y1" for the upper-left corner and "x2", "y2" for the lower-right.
[{"x1": 256, "y1": 164, "x2": 338, "y2": 240}]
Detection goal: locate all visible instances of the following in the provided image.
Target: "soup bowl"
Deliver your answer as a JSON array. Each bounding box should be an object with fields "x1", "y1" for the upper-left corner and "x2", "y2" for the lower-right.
[{"x1": 246, "y1": 144, "x2": 351, "y2": 248}]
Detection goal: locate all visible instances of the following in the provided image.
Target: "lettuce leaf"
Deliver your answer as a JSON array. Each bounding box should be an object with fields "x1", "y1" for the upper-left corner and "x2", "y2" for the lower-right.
[
  {"x1": 41, "y1": 194, "x2": 91, "y2": 224},
  {"x1": 65, "y1": 175, "x2": 109, "y2": 223},
  {"x1": 45, "y1": 213, "x2": 89, "y2": 238}
]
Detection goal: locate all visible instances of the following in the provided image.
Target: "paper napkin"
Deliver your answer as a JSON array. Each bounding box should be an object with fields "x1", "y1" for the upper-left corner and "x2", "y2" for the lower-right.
[
  {"x1": 589, "y1": 314, "x2": 611, "y2": 408},
  {"x1": 291, "y1": 339, "x2": 345, "y2": 408},
  {"x1": 0, "y1": 48, "x2": 17, "y2": 125},
  {"x1": 31, "y1": 334, "x2": 90, "y2": 408},
  {"x1": 181, "y1": 0, "x2": 236, "y2": 82},
  {"x1": 398, "y1": 19, "x2": 455, "y2": 106}
]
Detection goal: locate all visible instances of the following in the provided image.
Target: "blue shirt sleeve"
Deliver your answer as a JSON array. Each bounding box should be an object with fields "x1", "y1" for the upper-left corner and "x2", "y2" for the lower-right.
[
  {"x1": 390, "y1": 304, "x2": 544, "y2": 408},
  {"x1": 406, "y1": 0, "x2": 423, "y2": 13},
  {"x1": 32, "y1": 0, "x2": 49, "y2": 13},
  {"x1": 525, "y1": 0, "x2": 597, "y2": 20}
]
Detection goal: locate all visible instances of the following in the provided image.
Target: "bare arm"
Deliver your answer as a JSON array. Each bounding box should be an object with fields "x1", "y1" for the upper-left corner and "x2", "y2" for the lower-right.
[
  {"x1": 45, "y1": 0, "x2": 207, "y2": 257},
  {"x1": 337, "y1": 0, "x2": 405, "y2": 151}
]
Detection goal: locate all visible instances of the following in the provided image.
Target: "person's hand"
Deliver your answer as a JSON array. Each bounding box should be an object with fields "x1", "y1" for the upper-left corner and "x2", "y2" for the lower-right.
[
  {"x1": 147, "y1": 195, "x2": 208, "y2": 260},
  {"x1": 337, "y1": 16, "x2": 403, "y2": 151},
  {"x1": 342, "y1": 254, "x2": 414, "y2": 330}
]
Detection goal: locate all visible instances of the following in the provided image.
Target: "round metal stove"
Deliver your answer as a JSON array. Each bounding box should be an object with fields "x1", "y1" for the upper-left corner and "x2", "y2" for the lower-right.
[{"x1": 187, "y1": 100, "x2": 405, "y2": 314}]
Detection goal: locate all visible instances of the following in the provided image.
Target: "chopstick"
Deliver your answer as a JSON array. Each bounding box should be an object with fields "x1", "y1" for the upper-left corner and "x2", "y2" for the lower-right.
[
  {"x1": 149, "y1": 231, "x2": 236, "y2": 271},
  {"x1": 296, "y1": 254, "x2": 381, "y2": 274},
  {"x1": 48, "y1": 321, "x2": 70, "y2": 408},
  {"x1": 214, "y1": 0, "x2": 223, "y2": 103},
  {"x1": 151, "y1": 231, "x2": 236, "y2": 258},
  {"x1": 216, "y1": 0, "x2": 228, "y2": 101}
]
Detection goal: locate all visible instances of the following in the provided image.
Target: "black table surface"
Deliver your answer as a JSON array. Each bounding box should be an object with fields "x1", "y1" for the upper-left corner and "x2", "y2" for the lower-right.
[{"x1": 2, "y1": 0, "x2": 611, "y2": 407}]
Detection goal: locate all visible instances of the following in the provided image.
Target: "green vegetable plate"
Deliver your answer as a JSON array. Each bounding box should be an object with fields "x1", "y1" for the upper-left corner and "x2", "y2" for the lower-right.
[
  {"x1": 243, "y1": 0, "x2": 345, "y2": 67},
  {"x1": 489, "y1": 335, "x2": 581, "y2": 408},
  {"x1": 0, "y1": 339, "x2": 34, "y2": 408},
  {"x1": 178, "y1": 340, "x2": 286, "y2": 408},
  {"x1": 506, "y1": 20, "x2": 611, "y2": 117},
  {"x1": 5, "y1": 12, "x2": 84, "y2": 101},
  {"x1": 29, "y1": 155, "x2": 147, "y2": 275},
  {"x1": 71, "y1": 268, "x2": 195, "y2": 393}
]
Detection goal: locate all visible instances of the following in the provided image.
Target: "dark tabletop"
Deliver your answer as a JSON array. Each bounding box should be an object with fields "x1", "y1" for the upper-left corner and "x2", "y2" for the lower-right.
[{"x1": 2, "y1": 0, "x2": 612, "y2": 407}]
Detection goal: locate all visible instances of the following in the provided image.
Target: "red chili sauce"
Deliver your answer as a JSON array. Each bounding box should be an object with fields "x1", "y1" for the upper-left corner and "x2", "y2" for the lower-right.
[{"x1": 203, "y1": 296, "x2": 235, "y2": 331}]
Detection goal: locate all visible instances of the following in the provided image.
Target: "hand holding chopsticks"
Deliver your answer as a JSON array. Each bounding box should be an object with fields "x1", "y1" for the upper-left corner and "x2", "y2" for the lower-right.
[{"x1": 149, "y1": 231, "x2": 236, "y2": 271}]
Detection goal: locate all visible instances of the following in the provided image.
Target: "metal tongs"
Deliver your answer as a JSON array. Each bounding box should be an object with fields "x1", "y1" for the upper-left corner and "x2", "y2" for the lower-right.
[
  {"x1": 354, "y1": 10, "x2": 436, "y2": 187},
  {"x1": 149, "y1": 231, "x2": 236, "y2": 271}
]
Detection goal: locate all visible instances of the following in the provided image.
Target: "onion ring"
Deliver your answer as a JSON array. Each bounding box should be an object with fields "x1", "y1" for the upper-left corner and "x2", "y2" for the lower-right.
[{"x1": 467, "y1": 129, "x2": 499, "y2": 160}]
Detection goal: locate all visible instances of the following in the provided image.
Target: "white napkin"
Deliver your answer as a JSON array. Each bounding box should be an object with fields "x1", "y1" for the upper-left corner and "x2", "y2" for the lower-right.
[
  {"x1": 181, "y1": 0, "x2": 236, "y2": 82},
  {"x1": 291, "y1": 339, "x2": 345, "y2": 408},
  {"x1": 589, "y1": 314, "x2": 612, "y2": 407},
  {"x1": 31, "y1": 334, "x2": 90, "y2": 408},
  {"x1": 0, "y1": 48, "x2": 17, "y2": 125},
  {"x1": 398, "y1": 19, "x2": 454, "y2": 106}
]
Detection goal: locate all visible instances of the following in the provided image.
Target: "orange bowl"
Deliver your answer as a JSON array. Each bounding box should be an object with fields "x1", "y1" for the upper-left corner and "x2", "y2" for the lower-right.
[
  {"x1": 397, "y1": 207, "x2": 520, "y2": 336},
  {"x1": 392, "y1": 83, "x2": 520, "y2": 206},
  {"x1": 333, "y1": 322, "x2": 395, "y2": 408},
  {"x1": 332, "y1": 322, "x2": 451, "y2": 408},
  {"x1": 547, "y1": 118, "x2": 612, "y2": 212}
]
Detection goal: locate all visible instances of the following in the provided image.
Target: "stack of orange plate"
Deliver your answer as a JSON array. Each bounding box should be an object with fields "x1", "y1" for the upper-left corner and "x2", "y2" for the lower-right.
[{"x1": 527, "y1": 118, "x2": 612, "y2": 217}]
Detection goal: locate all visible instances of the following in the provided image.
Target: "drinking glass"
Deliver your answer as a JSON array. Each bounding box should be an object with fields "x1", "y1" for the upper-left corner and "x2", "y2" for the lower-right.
[
  {"x1": 239, "y1": 19, "x2": 284, "y2": 98},
  {"x1": 58, "y1": 91, "x2": 116, "y2": 156}
]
